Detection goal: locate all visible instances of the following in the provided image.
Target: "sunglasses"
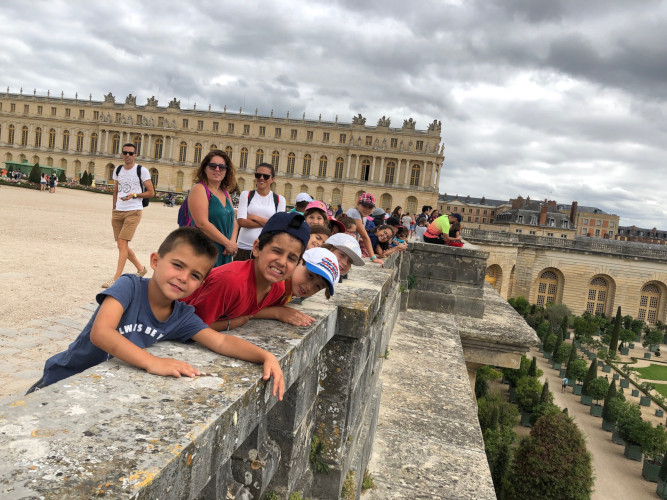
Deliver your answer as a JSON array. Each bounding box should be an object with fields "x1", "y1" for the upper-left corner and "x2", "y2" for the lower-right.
[
  {"x1": 254, "y1": 173, "x2": 272, "y2": 180},
  {"x1": 207, "y1": 163, "x2": 228, "y2": 171},
  {"x1": 121, "y1": 151, "x2": 135, "y2": 156}
]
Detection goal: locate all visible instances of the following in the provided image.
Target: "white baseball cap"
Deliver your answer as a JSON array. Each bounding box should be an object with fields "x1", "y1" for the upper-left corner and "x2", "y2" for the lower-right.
[
  {"x1": 296, "y1": 192, "x2": 314, "y2": 203},
  {"x1": 325, "y1": 233, "x2": 365, "y2": 266},
  {"x1": 303, "y1": 247, "x2": 339, "y2": 295}
]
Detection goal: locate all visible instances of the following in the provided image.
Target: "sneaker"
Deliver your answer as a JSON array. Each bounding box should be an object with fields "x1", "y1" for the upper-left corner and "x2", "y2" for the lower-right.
[
  {"x1": 136, "y1": 266, "x2": 148, "y2": 277},
  {"x1": 101, "y1": 278, "x2": 115, "y2": 288}
]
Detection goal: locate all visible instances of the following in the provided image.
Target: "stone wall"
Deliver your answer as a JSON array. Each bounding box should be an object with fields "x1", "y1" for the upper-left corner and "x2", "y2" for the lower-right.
[{"x1": 0, "y1": 255, "x2": 404, "y2": 499}]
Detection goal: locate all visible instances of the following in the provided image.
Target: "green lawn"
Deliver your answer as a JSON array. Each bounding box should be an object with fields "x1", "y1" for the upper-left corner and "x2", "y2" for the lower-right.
[
  {"x1": 653, "y1": 384, "x2": 667, "y2": 399},
  {"x1": 631, "y1": 363, "x2": 667, "y2": 381}
]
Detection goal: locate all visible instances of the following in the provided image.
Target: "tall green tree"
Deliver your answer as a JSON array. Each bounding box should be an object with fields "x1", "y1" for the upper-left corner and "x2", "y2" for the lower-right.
[
  {"x1": 58, "y1": 170, "x2": 66, "y2": 182},
  {"x1": 581, "y1": 360, "x2": 598, "y2": 396},
  {"x1": 528, "y1": 357, "x2": 537, "y2": 378},
  {"x1": 601, "y1": 380, "x2": 617, "y2": 422},
  {"x1": 565, "y1": 341, "x2": 577, "y2": 373},
  {"x1": 609, "y1": 307, "x2": 621, "y2": 354},
  {"x1": 508, "y1": 412, "x2": 593, "y2": 499},
  {"x1": 560, "y1": 315, "x2": 569, "y2": 338},
  {"x1": 540, "y1": 380, "x2": 551, "y2": 404},
  {"x1": 551, "y1": 331, "x2": 564, "y2": 363},
  {"x1": 28, "y1": 162, "x2": 42, "y2": 183}
]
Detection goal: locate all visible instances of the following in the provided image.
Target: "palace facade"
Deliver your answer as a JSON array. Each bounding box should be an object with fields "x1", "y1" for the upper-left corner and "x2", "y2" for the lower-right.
[{"x1": 0, "y1": 90, "x2": 443, "y2": 212}]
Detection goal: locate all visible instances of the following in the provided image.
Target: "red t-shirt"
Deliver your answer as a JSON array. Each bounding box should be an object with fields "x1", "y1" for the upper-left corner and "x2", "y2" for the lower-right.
[{"x1": 181, "y1": 259, "x2": 285, "y2": 325}]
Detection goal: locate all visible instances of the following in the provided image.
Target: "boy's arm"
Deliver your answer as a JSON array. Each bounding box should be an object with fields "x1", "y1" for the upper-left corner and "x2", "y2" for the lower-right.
[
  {"x1": 90, "y1": 296, "x2": 201, "y2": 378},
  {"x1": 210, "y1": 316, "x2": 252, "y2": 331},
  {"x1": 355, "y1": 219, "x2": 385, "y2": 266},
  {"x1": 192, "y1": 328, "x2": 285, "y2": 400},
  {"x1": 252, "y1": 306, "x2": 315, "y2": 327}
]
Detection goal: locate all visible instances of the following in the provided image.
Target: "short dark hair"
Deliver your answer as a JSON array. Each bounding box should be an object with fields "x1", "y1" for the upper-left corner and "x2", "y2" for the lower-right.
[
  {"x1": 256, "y1": 232, "x2": 306, "y2": 259},
  {"x1": 310, "y1": 224, "x2": 332, "y2": 237},
  {"x1": 295, "y1": 201, "x2": 309, "y2": 211},
  {"x1": 157, "y1": 227, "x2": 218, "y2": 268},
  {"x1": 122, "y1": 143, "x2": 136, "y2": 152}
]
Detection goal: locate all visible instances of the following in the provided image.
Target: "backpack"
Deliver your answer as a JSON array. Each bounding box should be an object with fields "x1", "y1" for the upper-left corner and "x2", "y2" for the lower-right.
[
  {"x1": 116, "y1": 164, "x2": 149, "y2": 207},
  {"x1": 247, "y1": 190, "x2": 279, "y2": 212},
  {"x1": 177, "y1": 183, "x2": 211, "y2": 227}
]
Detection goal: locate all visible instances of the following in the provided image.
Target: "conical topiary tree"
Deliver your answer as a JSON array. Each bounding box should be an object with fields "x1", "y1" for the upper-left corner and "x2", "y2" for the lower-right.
[
  {"x1": 28, "y1": 162, "x2": 42, "y2": 184},
  {"x1": 541, "y1": 380, "x2": 551, "y2": 404},
  {"x1": 528, "y1": 357, "x2": 537, "y2": 377},
  {"x1": 565, "y1": 340, "x2": 577, "y2": 374},
  {"x1": 58, "y1": 170, "x2": 66, "y2": 182},
  {"x1": 582, "y1": 359, "x2": 598, "y2": 396},
  {"x1": 609, "y1": 306, "x2": 622, "y2": 355},
  {"x1": 552, "y1": 331, "x2": 564, "y2": 363},
  {"x1": 601, "y1": 380, "x2": 617, "y2": 422},
  {"x1": 561, "y1": 315, "x2": 569, "y2": 338}
]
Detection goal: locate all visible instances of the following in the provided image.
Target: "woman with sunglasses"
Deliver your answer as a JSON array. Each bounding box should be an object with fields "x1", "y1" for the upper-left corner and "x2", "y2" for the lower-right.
[
  {"x1": 235, "y1": 163, "x2": 286, "y2": 261},
  {"x1": 188, "y1": 149, "x2": 238, "y2": 266}
]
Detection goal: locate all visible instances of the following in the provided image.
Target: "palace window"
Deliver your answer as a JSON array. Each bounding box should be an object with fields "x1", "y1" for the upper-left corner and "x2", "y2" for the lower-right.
[
  {"x1": 240, "y1": 148, "x2": 248, "y2": 169},
  {"x1": 66, "y1": 108, "x2": 71, "y2": 118},
  {"x1": 111, "y1": 134, "x2": 120, "y2": 154},
  {"x1": 37, "y1": 105, "x2": 43, "y2": 115},
  {"x1": 10, "y1": 103, "x2": 16, "y2": 112},
  {"x1": 115, "y1": 112, "x2": 120, "y2": 123},
  {"x1": 332, "y1": 188, "x2": 342, "y2": 207},
  {"x1": 76, "y1": 131, "x2": 84, "y2": 152},
  {"x1": 409, "y1": 164, "x2": 421, "y2": 186},
  {"x1": 385, "y1": 162, "x2": 395, "y2": 184},
  {"x1": 256, "y1": 149, "x2": 264, "y2": 166},
  {"x1": 316, "y1": 186, "x2": 324, "y2": 201},
  {"x1": 334, "y1": 157, "x2": 344, "y2": 179},
  {"x1": 339, "y1": 133, "x2": 346, "y2": 144},
  {"x1": 530, "y1": 215, "x2": 537, "y2": 225},
  {"x1": 391, "y1": 138, "x2": 397, "y2": 148},
  {"x1": 287, "y1": 153, "x2": 295, "y2": 174},
  {"x1": 212, "y1": 121, "x2": 219, "y2": 131},
  {"x1": 303, "y1": 154, "x2": 312, "y2": 176},
  {"x1": 21, "y1": 126, "x2": 28, "y2": 146},
  {"x1": 284, "y1": 183, "x2": 292, "y2": 204},
  {"x1": 158, "y1": 117, "x2": 164, "y2": 127},
  {"x1": 406, "y1": 196, "x2": 417, "y2": 214},
  {"x1": 137, "y1": 114, "x2": 142, "y2": 124},
  {"x1": 198, "y1": 120, "x2": 204, "y2": 131},
  {"x1": 380, "y1": 194, "x2": 392, "y2": 210},
  {"x1": 259, "y1": 126, "x2": 266, "y2": 137},
  {"x1": 536, "y1": 270, "x2": 558, "y2": 307},
  {"x1": 35, "y1": 127, "x2": 42, "y2": 147},
  {"x1": 360, "y1": 159, "x2": 371, "y2": 181},
  {"x1": 154, "y1": 138, "x2": 163, "y2": 159},
  {"x1": 62, "y1": 130, "x2": 70, "y2": 150},
  {"x1": 638, "y1": 284, "x2": 661, "y2": 324},
  {"x1": 176, "y1": 171, "x2": 184, "y2": 191},
  {"x1": 179, "y1": 142, "x2": 187, "y2": 162},
  {"x1": 24, "y1": 104, "x2": 29, "y2": 114},
  {"x1": 182, "y1": 119, "x2": 189, "y2": 128},
  {"x1": 323, "y1": 132, "x2": 329, "y2": 143},
  {"x1": 318, "y1": 156, "x2": 327, "y2": 177},
  {"x1": 228, "y1": 123, "x2": 235, "y2": 133},
  {"x1": 291, "y1": 129, "x2": 298, "y2": 140},
  {"x1": 271, "y1": 150, "x2": 280, "y2": 171},
  {"x1": 225, "y1": 146, "x2": 233, "y2": 159},
  {"x1": 150, "y1": 168, "x2": 159, "y2": 187},
  {"x1": 416, "y1": 140, "x2": 423, "y2": 151},
  {"x1": 194, "y1": 143, "x2": 202, "y2": 164},
  {"x1": 90, "y1": 133, "x2": 98, "y2": 153},
  {"x1": 243, "y1": 124, "x2": 250, "y2": 135},
  {"x1": 586, "y1": 277, "x2": 609, "y2": 315},
  {"x1": 365, "y1": 136, "x2": 372, "y2": 146},
  {"x1": 275, "y1": 127, "x2": 281, "y2": 138},
  {"x1": 210, "y1": 144, "x2": 218, "y2": 151},
  {"x1": 79, "y1": 109, "x2": 85, "y2": 119},
  {"x1": 48, "y1": 129, "x2": 55, "y2": 149},
  {"x1": 307, "y1": 131, "x2": 313, "y2": 141},
  {"x1": 51, "y1": 107, "x2": 56, "y2": 116}
]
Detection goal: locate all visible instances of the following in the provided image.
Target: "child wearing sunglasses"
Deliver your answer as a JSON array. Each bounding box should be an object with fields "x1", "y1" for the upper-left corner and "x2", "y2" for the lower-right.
[{"x1": 236, "y1": 163, "x2": 286, "y2": 261}]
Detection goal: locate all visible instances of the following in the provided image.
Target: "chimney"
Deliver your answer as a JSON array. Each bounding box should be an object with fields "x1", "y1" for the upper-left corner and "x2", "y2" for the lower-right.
[
  {"x1": 539, "y1": 205, "x2": 548, "y2": 225},
  {"x1": 481, "y1": 196, "x2": 486, "y2": 204},
  {"x1": 526, "y1": 196, "x2": 531, "y2": 204},
  {"x1": 511, "y1": 196, "x2": 524, "y2": 209},
  {"x1": 570, "y1": 201, "x2": 578, "y2": 224}
]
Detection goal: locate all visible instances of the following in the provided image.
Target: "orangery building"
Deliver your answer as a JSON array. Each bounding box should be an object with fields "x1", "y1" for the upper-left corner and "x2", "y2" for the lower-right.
[{"x1": 0, "y1": 90, "x2": 443, "y2": 212}]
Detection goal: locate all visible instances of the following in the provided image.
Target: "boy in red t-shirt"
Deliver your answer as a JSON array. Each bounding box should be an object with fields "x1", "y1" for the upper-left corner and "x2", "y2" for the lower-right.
[{"x1": 182, "y1": 212, "x2": 312, "y2": 331}]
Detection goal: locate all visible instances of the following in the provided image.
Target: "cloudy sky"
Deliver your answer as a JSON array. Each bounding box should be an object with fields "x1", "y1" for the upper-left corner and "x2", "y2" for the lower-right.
[{"x1": 2, "y1": 0, "x2": 666, "y2": 228}]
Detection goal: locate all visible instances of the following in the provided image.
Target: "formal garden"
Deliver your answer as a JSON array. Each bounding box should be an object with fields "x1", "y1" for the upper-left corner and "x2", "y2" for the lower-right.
[{"x1": 478, "y1": 297, "x2": 667, "y2": 499}]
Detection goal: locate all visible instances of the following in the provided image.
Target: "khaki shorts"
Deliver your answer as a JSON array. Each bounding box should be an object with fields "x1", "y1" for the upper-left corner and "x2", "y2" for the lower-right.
[{"x1": 112, "y1": 210, "x2": 142, "y2": 241}]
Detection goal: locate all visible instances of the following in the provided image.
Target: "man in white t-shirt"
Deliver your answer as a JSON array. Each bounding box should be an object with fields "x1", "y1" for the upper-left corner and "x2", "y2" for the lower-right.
[{"x1": 102, "y1": 143, "x2": 155, "y2": 288}]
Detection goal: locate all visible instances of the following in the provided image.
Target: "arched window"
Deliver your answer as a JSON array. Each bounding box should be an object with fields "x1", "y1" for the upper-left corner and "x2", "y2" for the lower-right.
[
  {"x1": 385, "y1": 162, "x2": 396, "y2": 184},
  {"x1": 284, "y1": 183, "x2": 292, "y2": 204},
  {"x1": 331, "y1": 188, "x2": 341, "y2": 207},
  {"x1": 316, "y1": 186, "x2": 324, "y2": 201},
  {"x1": 90, "y1": 133, "x2": 98, "y2": 153},
  {"x1": 132, "y1": 135, "x2": 141, "y2": 156},
  {"x1": 303, "y1": 154, "x2": 312, "y2": 176},
  {"x1": 48, "y1": 129, "x2": 56, "y2": 149},
  {"x1": 360, "y1": 159, "x2": 371, "y2": 181},
  {"x1": 225, "y1": 146, "x2": 233, "y2": 160},
  {"x1": 194, "y1": 143, "x2": 202, "y2": 164},
  {"x1": 256, "y1": 149, "x2": 264, "y2": 166},
  {"x1": 8, "y1": 124, "x2": 15, "y2": 144},
  {"x1": 287, "y1": 152, "x2": 296, "y2": 174},
  {"x1": 107, "y1": 164, "x2": 115, "y2": 181},
  {"x1": 179, "y1": 141, "x2": 187, "y2": 162},
  {"x1": 111, "y1": 134, "x2": 119, "y2": 154},
  {"x1": 240, "y1": 148, "x2": 248, "y2": 169},
  {"x1": 272, "y1": 150, "x2": 280, "y2": 171},
  {"x1": 73, "y1": 160, "x2": 81, "y2": 174},
  {"x1": 35, "y1": 127, "x2": 42, "y2": 147},
  {"x1": 210, "y1": 144, "x2": 218, "y2": 151},
  {"x1": 87, "y1": 161, "x2": 95, "y2": 178},
  {"x1": 32, "y1": 155, "x2": 40, "y2": 165},
  {"x1": 334, "y1": 157, "x2": 344, "y2": 179},
  {"x1": 536, "y1": 270, "x2": 558, "y2": 307},
  {"x1": 176, "y1": 171, "x2": 184, "y2": 191},
  {"x1": 150, "y1": 168, "x2": 159, "y2": 187},
  {"x1": 46, "y1": 157, "x2": 53, "y2": 167},
  {"x1": 639, "y1": 283, "x2": 661, "y2": 325},
  {"x1": 485, "y1": 265, "x2": 503, "y2": 293},
  {"x1": 237, "y1": 177, "x2": 245, "y2": 192},
  {"x1": 586, "y1": 277, "x2": 609, "y2": 315},
  {"x1": 21, "y1": 126, "x2": 28, "y2": 146},
  {"x1": 76, "y1": 131, "x2": 84, "y2": 152},
  {"x1": 5, "y1": 152, "x2": 12, "y2": 161},
  {"x1": 59, "y1": 158, "x2": 67, "y2": 169},
  {"x1": 406, "y1": 196, "x2": 417, "y2": 214},
  {"x1": 318, "y1": 156, "x2": 328, "y2": 177},
  {"x1": 62, "y1": 130, "x2": 70, "y2": 150},
  {"x1": 380, "y1": 194, "x2": 392, "y2": 211},
  {"x1": 154, "y1": 138, "x2": 163, "y2": 159},
  {"x1": 301, "y1": 184, "x2": 309, "y2": 194},
  {"x1": 409, "y1": 164, "x2": 421, "y2": 186}
]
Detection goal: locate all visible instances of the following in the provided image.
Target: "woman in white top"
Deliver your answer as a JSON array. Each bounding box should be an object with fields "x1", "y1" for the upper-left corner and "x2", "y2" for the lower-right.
[{"x1": 235, "y1": 162, "x2": 286, "y2": 261}]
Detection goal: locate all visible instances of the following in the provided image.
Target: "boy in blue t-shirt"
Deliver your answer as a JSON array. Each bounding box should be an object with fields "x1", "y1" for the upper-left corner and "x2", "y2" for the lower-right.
[{"x1": 28, "y1": 227, "x2": 285, "y2": 399}]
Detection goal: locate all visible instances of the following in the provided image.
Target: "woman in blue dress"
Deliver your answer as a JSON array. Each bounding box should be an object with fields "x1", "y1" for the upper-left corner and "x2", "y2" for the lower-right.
[{"x1": 188, "y1": 149, "x2": 238, "y2": 266}]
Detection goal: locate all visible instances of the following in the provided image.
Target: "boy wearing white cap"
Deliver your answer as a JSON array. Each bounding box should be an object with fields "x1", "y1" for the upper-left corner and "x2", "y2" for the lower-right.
[
  {"x1": 322, "y1": 233, "x2": 365, "y2": 276},
  {"x1": 291, "y1": 192, "x2": 314, "y2": 215}
]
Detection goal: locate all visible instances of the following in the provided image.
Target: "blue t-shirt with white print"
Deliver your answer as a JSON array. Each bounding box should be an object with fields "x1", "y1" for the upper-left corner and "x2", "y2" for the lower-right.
[{"x1": 42, "y1": 274, "x2": 207, "y2": 386}]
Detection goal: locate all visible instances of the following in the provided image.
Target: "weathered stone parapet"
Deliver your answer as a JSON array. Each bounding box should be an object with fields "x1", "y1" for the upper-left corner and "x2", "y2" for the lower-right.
[{"x1": 0, "y1": 260, "x2": 398, "y2": 500}]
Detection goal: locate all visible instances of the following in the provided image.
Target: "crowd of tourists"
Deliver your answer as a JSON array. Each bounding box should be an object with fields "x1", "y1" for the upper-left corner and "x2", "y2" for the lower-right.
[{"x1": 25, "y1": 144, "x2": 466, "y2": 401}]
